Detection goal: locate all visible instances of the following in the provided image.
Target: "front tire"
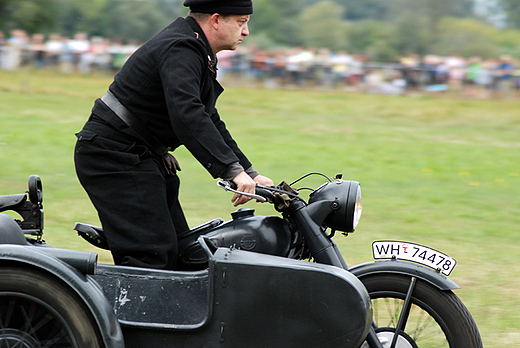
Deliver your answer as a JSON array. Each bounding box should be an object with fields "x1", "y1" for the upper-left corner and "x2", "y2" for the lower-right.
[
  {"x1": 360, "y1": 274, "x2": 482, "y2": 348},
  {"x1": 0, "y1": 266, "x2": 103, "y2": 348}
]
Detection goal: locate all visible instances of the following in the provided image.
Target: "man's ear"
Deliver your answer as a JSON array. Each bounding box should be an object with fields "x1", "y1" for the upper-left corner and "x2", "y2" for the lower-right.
[{"x1": 210, "y1": 13, "x2": 221, "y2": 30}]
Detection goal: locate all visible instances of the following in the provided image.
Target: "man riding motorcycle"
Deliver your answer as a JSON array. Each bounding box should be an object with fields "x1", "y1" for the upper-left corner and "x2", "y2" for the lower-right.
[{"x1": 74, "y1": 0, "x2": 272, "y2": 270}]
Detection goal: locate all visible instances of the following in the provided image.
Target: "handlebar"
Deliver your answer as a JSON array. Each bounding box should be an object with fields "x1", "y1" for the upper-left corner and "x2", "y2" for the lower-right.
[
  {"x1": 217, "y1": 180, "x2": 302, "y2": 211},
  {"x1": 216, "y1": 180, "x2": 276, "y2": 203}
]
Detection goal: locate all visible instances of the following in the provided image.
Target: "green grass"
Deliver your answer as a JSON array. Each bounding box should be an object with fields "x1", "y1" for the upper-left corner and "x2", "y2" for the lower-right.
[{"x1": 1, "y1": 69, "x2": 519, "y2": 346}]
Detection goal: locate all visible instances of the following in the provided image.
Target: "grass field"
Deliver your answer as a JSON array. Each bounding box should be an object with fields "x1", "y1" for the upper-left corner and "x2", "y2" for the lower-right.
[{"x1": 1, "y1": 69, "x2": 519, "y2": 346}]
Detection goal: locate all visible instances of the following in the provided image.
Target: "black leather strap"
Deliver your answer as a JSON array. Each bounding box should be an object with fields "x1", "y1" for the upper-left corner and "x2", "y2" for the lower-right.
[{"x1": 101, "y1": 90, "x2": 171, "y2": 155}]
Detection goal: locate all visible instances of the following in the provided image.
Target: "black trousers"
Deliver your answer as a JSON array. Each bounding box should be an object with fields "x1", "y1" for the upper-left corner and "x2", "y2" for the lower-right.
[{"x1": 74, "y1": 116, "x2": 189, "y2": 270}]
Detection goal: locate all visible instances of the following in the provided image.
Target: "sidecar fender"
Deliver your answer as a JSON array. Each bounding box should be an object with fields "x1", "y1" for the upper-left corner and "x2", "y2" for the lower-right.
[
  {"x1": 0, "y1": 244, "x2": 124, "y2": 348},
  {"x1": 349, "y1": 260, "x2": 460, "y2": 291}
]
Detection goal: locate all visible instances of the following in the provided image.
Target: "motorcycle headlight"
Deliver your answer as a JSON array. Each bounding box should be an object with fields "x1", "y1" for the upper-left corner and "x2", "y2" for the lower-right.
[
  {"x1": 308, "y1": 180, "x2": 362, "y2": 233},
  {"x1": 352, "y1": 184, "x2": 363, "y2": 230}
]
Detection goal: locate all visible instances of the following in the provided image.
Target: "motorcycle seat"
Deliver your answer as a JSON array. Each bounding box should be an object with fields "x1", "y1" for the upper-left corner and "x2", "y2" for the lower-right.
[
  {"x1": 75, "y1": 218, "x2": 225, "y2": 250},
  {"x1": 75, "y1": 222, "x2": 109, "y2": 250},
  {"x1": 0, "y1": 194, "x2": 27, "y2": 213},
  {"x1": 178, "y1": 218, "x2": 224, "y2": 240}
]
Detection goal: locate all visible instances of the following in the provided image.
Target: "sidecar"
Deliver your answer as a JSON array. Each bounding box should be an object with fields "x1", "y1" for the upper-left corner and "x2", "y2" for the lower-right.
[{"x1": 0, "y1": 176, "x2": 372, "y2": 348}]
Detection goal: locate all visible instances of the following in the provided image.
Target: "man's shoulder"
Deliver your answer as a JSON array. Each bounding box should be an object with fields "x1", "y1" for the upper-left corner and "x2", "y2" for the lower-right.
[
  {"x1": 146, "y1": 17, "x2": 205, "y2": 52},
  {"x1": 164, "y1": 17, "x2": 194, "y2": 34}
]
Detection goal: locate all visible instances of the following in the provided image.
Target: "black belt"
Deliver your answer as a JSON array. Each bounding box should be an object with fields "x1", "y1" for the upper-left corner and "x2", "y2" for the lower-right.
[{"x1": 100, "y1": 90, "x2": 171, "y2": 156}]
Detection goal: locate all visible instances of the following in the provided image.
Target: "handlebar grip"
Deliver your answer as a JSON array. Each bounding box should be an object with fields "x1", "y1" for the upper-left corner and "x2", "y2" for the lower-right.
[
  {"x1": 217, "y1": 180, "x2": 278, "y2": 203},
  {"x1": 255, "y1": 187, "x2": 277, "y2": 203}
]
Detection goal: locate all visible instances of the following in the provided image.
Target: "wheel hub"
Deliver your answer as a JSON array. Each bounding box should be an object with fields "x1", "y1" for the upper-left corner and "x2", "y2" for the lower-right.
[
  {"x1": 0, "y1": 328, "x2": 40, "y2": 348},
  {"x1": 361, "y1": 329, "x2": 418, "y2": 348}
]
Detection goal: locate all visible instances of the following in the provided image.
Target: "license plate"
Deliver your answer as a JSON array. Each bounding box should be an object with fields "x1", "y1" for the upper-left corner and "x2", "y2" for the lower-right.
[{"x1": 372, "y1": 241, "x2": 457, "y2": 276}]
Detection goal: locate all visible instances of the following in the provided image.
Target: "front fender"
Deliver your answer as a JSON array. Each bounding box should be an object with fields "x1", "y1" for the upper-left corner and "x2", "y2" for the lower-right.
[
  {"x1": 349, "y1": 260, "x2": 459, "y2": 291},
  {"x1": 0, "y1": 244, "x2": 124, "y2": 348}
]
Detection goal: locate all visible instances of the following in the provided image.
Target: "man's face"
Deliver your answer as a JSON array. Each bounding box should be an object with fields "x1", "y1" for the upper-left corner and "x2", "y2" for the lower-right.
[{"x1": 217, "y1": 14, "x2": 250, "y2": 51}]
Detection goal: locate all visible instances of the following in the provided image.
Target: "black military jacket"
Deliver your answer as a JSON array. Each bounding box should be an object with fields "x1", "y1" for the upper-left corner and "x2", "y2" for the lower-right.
[{"x1": 91, "y1": 16, "x2": 252, "y2": 178}]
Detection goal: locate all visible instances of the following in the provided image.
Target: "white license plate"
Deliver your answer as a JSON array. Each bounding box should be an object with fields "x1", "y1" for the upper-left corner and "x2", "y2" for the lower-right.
[{"x1": 372, "y1": 241, "x2": 457, "y2": 276}]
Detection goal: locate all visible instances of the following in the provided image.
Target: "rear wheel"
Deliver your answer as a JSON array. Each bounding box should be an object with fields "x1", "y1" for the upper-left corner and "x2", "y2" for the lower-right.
[
  {"x1": 0, "y1": 267, "x2": 103, "y2": 348},
  {"x1": 360, "y1": 274, "x2": 482, "y2": 348}
]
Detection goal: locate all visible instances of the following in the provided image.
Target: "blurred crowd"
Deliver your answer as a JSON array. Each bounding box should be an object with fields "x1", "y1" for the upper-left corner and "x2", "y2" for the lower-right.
[
  {"x1": 0, "y1": 30, "x2": 139, "y2": 73},
  {"x1": 2, "y1": 29, "x2": 520, "y2": 99},
  {"x1": 220, "y1": 49, "x2": 520, "y2": 98}
]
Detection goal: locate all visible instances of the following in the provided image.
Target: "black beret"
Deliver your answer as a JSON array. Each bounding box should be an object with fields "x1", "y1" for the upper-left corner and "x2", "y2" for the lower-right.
[{"x1": 184, "y1": 0, "x2": 253, "y2": 15}]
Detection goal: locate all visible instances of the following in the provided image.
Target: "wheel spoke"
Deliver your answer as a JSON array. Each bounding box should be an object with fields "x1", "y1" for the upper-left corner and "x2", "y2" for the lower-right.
[
  {"x1": 372, "y1": 299, "x2": 449, "y2": 347},
  {"x1": 20, "y1": 301, "x2": 39, "y2": 334},
  {"x1": 41, "y1": 329, "x2": 69, "y2": 348},
  {"x1": 409, "y1": 307, "x2": 431, "y2": 340},
  {"x1": 0, "y1": 299, "x2": 17, "y2": 329},
  {"x1": 362, "y1": 274, "x2": 482, "y2": 348},
  {"x1": 407, "y1": 308, "x2": 447, "y2": 347},
  {"x1": 0, "y1": 268, "x2": 102, "y2": 348},
  {"x1": 378, "y1": 297, "x2": 400, "y2": 327},
  {"x1": 0, "y1": 295, "x2": 75, "y2": 348}
]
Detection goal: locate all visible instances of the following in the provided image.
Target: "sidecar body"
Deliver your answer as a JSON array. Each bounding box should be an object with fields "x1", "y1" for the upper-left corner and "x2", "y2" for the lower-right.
[
  {"x1": 0, "y1": 211, "x2": 372, "y2": 348},
  {"x1": 93, "y1": 240, "x2": 372, "y2": 348}
]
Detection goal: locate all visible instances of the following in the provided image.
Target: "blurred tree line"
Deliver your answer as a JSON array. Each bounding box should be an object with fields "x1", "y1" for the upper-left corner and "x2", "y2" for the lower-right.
[{"x1": 2, "y1": 0, "x2": 520, "y2": 60}]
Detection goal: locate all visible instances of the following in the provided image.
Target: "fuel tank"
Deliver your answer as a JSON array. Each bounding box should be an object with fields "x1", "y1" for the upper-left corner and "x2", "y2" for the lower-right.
[{"x1": 177, "y1": 208, "x2": 292, "y2": 271}]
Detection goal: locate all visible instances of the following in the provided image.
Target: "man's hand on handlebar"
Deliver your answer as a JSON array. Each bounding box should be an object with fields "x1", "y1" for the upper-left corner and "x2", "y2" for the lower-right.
[
  {"x1": 231, "y1": 172, "x2": 273, "y2": 207},
  {"x1": 253, "y1": 175, "x2": 274, "y2": 187}
]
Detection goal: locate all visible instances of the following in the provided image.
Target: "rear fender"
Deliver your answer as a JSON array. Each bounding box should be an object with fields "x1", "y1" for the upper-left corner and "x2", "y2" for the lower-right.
[
  {"x1": 349, "y1": 260, "x2": 460, "y2": 291},
  {"x1": 0, "y1": 244, "x2": 124, "y2": 348}
]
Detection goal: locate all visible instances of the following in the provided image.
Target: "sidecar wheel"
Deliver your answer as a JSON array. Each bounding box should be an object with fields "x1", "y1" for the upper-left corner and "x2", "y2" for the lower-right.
[
  {"x1": 360, "y1": 274, "x2": 482, "y2": 348},
  {"x1": 0, "y1": 267, "x2": 103, "y2": 348}
]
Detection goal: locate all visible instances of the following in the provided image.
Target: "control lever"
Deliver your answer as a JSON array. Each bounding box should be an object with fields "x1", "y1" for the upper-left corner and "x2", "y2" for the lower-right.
[{"x1": 217, "y1": 180, "x2": 267, "y2": 202}]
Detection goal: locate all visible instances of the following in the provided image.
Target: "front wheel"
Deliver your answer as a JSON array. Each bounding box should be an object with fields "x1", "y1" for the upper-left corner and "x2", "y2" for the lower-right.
[
  {"x1": 360, "y1": 274, "x2": 482, "y2": 348},
  {"x1": 0, "y1": 266, "x2": 103, "y2": 348}
]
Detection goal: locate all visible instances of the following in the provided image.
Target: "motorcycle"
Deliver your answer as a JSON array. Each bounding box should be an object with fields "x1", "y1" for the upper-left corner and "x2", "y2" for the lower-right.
[{"x1": 0, "y1": 173, "x2": 482, "y2": 348}]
